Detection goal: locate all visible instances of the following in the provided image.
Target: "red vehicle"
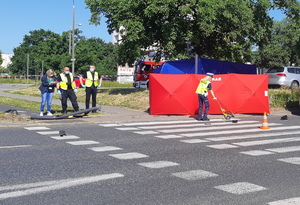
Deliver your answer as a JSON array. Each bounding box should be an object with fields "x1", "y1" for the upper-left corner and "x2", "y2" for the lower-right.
[
  {"x1": 133, "y1": 60, "x2": 164, "y2": 88},
  {"x1": 74, "y1": 75, "x2": 85, "y2": 88}
]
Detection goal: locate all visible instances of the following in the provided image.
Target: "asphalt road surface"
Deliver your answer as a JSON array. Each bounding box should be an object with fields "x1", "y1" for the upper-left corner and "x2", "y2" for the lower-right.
[{"x1": 1, "y1": 115, "x2": 300, "y2": 205}]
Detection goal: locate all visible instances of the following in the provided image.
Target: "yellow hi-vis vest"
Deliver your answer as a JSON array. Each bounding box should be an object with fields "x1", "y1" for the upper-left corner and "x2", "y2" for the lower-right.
[
  {"x1": 195, "y1": 79, "x2": 210, "y2": 96},
  {"x1": 59, "y1": 73, "x2": 75, "y2": 90},
  {"x1": 85, "y1": 71, "x2": 99, "y2": 87}
]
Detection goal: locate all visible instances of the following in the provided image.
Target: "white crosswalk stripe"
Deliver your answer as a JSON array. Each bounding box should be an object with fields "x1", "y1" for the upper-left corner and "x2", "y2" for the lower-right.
[{"x1": 99, "y1": 119, "x2": 300, "y2": 158}]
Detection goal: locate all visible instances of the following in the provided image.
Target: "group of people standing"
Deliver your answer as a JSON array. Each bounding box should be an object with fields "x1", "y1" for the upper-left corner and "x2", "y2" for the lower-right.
[
  {"x1": 38, "y1": 66, "x2": 102, "y2": 116},
  {"x1": 39, "y1": 66, "x2": 215, "y2": 121}
]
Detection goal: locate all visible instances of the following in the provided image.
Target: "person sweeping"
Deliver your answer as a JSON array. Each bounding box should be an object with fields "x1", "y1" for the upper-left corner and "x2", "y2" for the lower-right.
[{"x1": 195, "y1": 73, "x2": 217, "y2": 121}]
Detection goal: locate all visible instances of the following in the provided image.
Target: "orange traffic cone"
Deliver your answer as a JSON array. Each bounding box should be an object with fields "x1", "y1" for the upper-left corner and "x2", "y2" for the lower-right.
[{"x1": 260, "y1": 112, "x2": 270, "y2": 129}]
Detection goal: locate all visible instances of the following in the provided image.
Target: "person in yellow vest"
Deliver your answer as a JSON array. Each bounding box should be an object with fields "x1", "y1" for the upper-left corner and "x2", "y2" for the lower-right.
[
  {"x1": 80, "y1": 65, "x2": 102, "y2": 112},
  {"x1": 56, "y1": 67, "x2": 79, "y2": 115},
  {"x1": 195, "y1": 73, "x2": 217, "y2": 121}
]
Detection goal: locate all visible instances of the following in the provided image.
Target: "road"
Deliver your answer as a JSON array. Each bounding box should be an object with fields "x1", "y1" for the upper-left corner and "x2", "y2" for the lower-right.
[{"x1": 1, "y1": 115, "x2": 300, "y2": 204}]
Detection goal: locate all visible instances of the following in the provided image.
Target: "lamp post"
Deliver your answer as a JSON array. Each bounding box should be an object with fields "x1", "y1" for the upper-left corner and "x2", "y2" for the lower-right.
[
  {"x1": 71, "y1": 0, "x2": 75, "y2": 74},
  {"x1": 69, "y1": 0, "x2": 82, "y2": 74}
]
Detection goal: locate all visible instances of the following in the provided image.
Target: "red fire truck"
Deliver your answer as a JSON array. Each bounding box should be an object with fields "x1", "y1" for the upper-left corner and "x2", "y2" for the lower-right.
[{"x1": 133, "y1": 60, "x2": 164, "y2": 88}]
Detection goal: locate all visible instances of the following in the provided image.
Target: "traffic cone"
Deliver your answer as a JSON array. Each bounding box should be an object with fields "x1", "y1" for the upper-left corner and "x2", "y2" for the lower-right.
[{"x1": 260, "y1": 112, "x2": 270, "y2": 129}]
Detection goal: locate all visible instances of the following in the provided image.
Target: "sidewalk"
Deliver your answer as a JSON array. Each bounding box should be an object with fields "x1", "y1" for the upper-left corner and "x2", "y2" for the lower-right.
[{"x1": 0, "y1": 90, "x2": 192, "y2": 123}]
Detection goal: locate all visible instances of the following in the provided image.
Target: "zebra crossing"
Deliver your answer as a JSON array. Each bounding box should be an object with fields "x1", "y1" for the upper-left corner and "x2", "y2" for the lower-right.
[
  {"x1": 99, "y1": 119, "x2": 300, "y2": 159},
  {"x1": 22, "y1": 121, "x2": 300, "y2": 203}
]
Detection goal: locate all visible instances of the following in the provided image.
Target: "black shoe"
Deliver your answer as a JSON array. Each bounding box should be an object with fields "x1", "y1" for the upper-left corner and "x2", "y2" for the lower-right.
[
  {"x1": 62, "y1": 111, "x2": 67, "y2": 115},
  {"x1": 203, "y1": 118, "x2": 210, "y2": 121},
  {"x1": 196, "y1": 118, "x2": 203, "y2": 121}
]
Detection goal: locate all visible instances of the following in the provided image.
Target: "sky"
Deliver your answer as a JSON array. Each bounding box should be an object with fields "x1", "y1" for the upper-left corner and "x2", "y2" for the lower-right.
[{"x1": 0, "y1": 0, "x2": 286, "y2": 54}]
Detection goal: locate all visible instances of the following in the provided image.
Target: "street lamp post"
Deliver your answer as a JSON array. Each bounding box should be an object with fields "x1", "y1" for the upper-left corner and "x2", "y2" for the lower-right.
[{"x1": 71, "y1": 0, "x2": 75, "y2": 74}]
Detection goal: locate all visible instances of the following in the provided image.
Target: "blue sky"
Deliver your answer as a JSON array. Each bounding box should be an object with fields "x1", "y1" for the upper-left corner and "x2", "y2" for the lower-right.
[{"x1": 0, "y1": 0, "x2": 286, "y2": 54}]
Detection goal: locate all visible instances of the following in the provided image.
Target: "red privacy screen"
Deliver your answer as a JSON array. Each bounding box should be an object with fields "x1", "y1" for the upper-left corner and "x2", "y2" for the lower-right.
[{"x1": 149, "y1": 74, "x2": 270, "y2": 115}]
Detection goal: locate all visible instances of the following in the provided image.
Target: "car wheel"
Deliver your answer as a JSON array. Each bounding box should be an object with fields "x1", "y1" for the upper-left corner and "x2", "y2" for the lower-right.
[{"x1": 291, "y1": 81, "x2": 299, "y2": 89}]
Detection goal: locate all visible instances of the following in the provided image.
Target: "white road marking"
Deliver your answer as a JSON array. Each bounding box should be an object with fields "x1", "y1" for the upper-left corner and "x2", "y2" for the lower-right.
[
  {"x1": 121, "y1": 119, "x2": 222, "y2": 127},
  {"x1": 162, "y1": 123, "x2": 281, "y2": 134},
  {"x1": 116, "y1": 127, "x2": 140, "y2": 131},
  {"x1": 214, "y1": 182, "x2": 267, "y2": 195},
  {"x1": 36, "y1": 131, "x2": 60, "y2": 135},
  {"x1": 99, "y1": 124, "x2": 121, "y2": 127},
  {"x1": 233, "y1": 137, "x2": 300, "y2": 147},
  {"x1": 207, "y1": 130, "x2": 300, "y2": 142},
  {"x1": 172, "y1": 170, "x2": 218, "y2": 180},
  {"x1": 181, "y1": 124, "x2": 293, "y2": 137},
  {"x1": 109, "y1": 152, "x2": 149, "y2": 160},
  {"x1": 0, "y1": 173, "x2": 124, "y2": 200},
  {"x1": 277, "y1": 157, "x2": 300, "y2": 165},
  {"x1": 154, "y1": 135, "x2": 184, "y2": 139},
  {"x1": 66, "y1": 141, "x2": 100, "y2": 146},
  {"x1": 266, "y1": 145, "x2": 300, "y2": 153},
  {"x1": 138, "y1": 161, "x2": 180, "y2": 169},
  {"x1": 180, "y1": 139, "x2": 209, "y2": 144},
  {"x1": 134, "y1": 131, "x2": 159, "y2": 135},
  {"x1": 0, "y1": 145, "x2": 32, "y2": 149},
  {"x1": 206, "y1": 144, "x2": 239, "y2": 149},
  {"x1": 240, "y1": 150, "x2": 275, "y2": 156},
  {"x1": 88, "y1": 146, "x2": 123, "y2": 152},
  {"x1": 24, "y1": 127, "x2": 50, "y2": 131},
  {"x1": 121, "y1": 120, "x2": 201, "y2": 126},
  {"x1": 268, "y1": 197, "x2": 300, "y2": 205},
  {"x1": 51, "y1": 135, "x2": 80, "y2": 140},
  {"x1": 137, "y1": 121, "x2": 259, "y2": 130}
]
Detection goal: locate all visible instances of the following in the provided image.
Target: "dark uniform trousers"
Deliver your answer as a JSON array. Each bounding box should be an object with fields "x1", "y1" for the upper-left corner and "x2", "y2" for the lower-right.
[
  {"x1": 61, "y1": 89, "x2": 79, "y2": 112},
  {"x1": 198, "y1": 94, "x2": 210, "y2": 119},
  {"x1": 85, "y1": 86, "x2": 97, "y2": 109}
]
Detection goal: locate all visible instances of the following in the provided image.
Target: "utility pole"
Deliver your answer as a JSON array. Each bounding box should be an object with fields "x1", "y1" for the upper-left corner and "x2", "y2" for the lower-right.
[
  {"x1": 71, "y1": 0, "x2": 75, "y2": 74},
  {"x1": 26, "y1": 54, "x2": 29, "y2": 87},
  {"x1": 195, "y1": 54, "x2": 198, "y2": 74}
]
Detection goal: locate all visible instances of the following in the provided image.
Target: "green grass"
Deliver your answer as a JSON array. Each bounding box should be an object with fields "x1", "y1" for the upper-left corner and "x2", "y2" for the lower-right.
[
  {"x1": 0, "y1": 77, "x2": 132, "y2": 87},
  {"x1": 102, "y1": 81, "x2": 132, "y2": 87},
  {"x1": 0, "y1": 96, "x2": 62, "y2": 113},
  {"x1": 0, "y1": 78, "x2": 37, "y2": 84},
  {"x1": 6, "y1": 86, "x2": 149, "y2": 111}
]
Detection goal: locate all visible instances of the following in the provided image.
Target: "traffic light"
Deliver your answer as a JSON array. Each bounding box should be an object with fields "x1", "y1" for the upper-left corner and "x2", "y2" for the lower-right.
[{"x1": 187, "y1": 41, "x2": 196, "y2": 56}]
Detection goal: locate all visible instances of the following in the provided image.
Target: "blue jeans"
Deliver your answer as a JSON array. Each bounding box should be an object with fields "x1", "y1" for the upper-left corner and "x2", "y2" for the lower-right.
[
  {"x1": 198, "y1": 94, "x2": 210, "y2": 119},
  {"x1": 40, "y1": 92, "x2": 54, "y2": 112}
]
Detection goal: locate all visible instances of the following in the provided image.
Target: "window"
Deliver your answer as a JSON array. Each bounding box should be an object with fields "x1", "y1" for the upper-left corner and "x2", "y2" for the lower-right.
[{"x1": 266, "y1": 66, "x2": 284, "y2": 73}]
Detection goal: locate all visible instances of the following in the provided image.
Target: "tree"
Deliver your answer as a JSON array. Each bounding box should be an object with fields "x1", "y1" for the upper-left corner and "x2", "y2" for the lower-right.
[
  {"x1": 9, "y1": 29, "x2": 118, "y2": 75},
  {"x1": 9, "y1": 29, "x2": 70, "y2": 75},
  {"x1": 254, "y1": 18, "x2": 300, "y2": 68},
  {"x1": 85, "y1": 0, "x2": 300, "y2": 64},
  {"x1": 75, "y1": 37, "x2": 118, "y2": 75}
]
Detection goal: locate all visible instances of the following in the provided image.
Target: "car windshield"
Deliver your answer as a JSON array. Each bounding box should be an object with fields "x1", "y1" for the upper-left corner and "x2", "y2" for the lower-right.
[{"x1": 266, "y1": 66, "x2": 284, "y2": 73}]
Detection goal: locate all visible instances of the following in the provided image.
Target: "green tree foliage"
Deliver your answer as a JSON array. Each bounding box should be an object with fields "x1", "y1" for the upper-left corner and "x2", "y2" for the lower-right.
[
  {"x1": 9, "y1": 29, "x2": 118, "y2": 75},
  {"x1": 85, "y1": 0, "x2": 300, "y2": 64},
  {"x1": 255, "y1": 18, "x2": 300, "y2": 68},
  {"x1": 75, "y1": 37, "x2": 118, "y2": 75}
]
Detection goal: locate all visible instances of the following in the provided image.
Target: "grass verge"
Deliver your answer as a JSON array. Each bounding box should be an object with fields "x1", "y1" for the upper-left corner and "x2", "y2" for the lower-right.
[
  {"x1": 0, "y1": 112, "x2": 30, "y2": 121},
  {"x1": 6, "y1": 87, "x2": 149, "y2": 111},
  {"x1": 0, "y1": 96, "x2": 62, "y2": 112},
  {"x1": 5, "y1": 87, "x2": 299, "y2": 112}
]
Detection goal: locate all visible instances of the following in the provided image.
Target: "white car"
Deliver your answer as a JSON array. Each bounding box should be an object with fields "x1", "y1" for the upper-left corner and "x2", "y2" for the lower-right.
[{"x1": 266, "y1": 66, "x2": 300, "y2": 89}]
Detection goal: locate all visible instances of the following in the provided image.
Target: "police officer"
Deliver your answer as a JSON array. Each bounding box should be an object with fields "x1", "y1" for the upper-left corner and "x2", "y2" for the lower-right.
[
  {"x1": 80, "y1": 65, "x2": 102, "y2": 111},
  {"x1": 56, "y1": 67, "x2": 79, "y2": 115},
  {"x1": 195, "y1": 73, "x2": 217, "y2": 121}
]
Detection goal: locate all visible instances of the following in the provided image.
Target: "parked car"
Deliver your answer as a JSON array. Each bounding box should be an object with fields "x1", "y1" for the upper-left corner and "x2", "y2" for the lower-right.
[
  {"x1": 266, "y1": 66, "x2": 300, "y2": 89},
  {"x1": 74, "y1": 76, "x2": 85, "y2": 88}
]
